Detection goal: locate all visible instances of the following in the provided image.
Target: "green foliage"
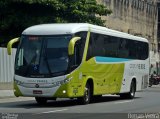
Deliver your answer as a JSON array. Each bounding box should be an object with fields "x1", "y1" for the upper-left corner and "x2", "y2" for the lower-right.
[{"x1": 0, "y1": 0, "x2": 111, "y2": 45}]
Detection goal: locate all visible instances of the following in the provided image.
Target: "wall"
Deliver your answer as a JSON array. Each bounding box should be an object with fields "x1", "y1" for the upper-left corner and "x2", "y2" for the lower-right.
[{"x1": 0, "y1": 48, "x2": 16, "y2": 83}]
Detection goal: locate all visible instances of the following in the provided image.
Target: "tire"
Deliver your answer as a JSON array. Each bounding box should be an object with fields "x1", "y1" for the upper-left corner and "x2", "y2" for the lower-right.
[
  {"x1": 35, "y1": 97, "x2": 47, "y2": 105},
  {"x1": 149, "y1": 78, "x2": 153, "y2": 87},
  {"x1": 149, "y1": 80, "x2": 152, "y2": 87},
  {"x1": 148, "y1": 84, "x2": 152, "y2": 87},
  {"x1": 120, "y1": 80, "x2": 136, "y2": 99},
  {"x1": 77, "y1": 83, "x2": 91, "y2": 105}
]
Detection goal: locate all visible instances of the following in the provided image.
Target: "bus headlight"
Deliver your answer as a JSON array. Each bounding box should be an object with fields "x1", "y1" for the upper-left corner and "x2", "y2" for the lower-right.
[
  {"x1": 52, "y1": 77, "x2": 73, "y2": 87},
  {"x1": 64, "y1": 77, "x2": 73, "y2": 83},
  {"x1": 14, "y1": 79, "x2": 24, "y2": 85},
  {"x1": 63, "y1": 90, "x2": 66, "y2": 94}
]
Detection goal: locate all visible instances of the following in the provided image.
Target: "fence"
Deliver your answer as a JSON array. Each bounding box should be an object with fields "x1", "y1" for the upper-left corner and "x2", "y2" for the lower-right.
[{"x1": 0, "y1": 47, "x2": 16, "y2": 82}]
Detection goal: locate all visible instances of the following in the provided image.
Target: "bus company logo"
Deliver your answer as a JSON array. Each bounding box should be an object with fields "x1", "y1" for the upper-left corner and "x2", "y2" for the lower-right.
[
  {"x1": 28, "y1": 80, "x2": 36, "y2": 83},
  {"x1": 35, "y1": 84, "x2": 39, "y2": 88},
  {"x1": 36, "y1": 80, "x2": 48, "y2": 83},
  {"x1": 130, "y1": 64, "x2": 145, "y2": 70}
]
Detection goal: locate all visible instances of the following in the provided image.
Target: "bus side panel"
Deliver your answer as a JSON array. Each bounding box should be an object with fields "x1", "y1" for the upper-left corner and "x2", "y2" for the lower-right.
[
  {"x1": 120, "y1": 59, "x2": 149, "y2": 93},
  {"x1": 80, "y1": 57, "x2": 125, "y2": 95}
]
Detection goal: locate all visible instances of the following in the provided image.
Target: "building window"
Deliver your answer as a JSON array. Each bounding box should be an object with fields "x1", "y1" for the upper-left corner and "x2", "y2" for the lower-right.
[
  {"x1": 141, "y1": 1, "x2": 144, "y2": 11},
  {"x1": 104, "y1": 0, "x2": 111, "y2": 5}
]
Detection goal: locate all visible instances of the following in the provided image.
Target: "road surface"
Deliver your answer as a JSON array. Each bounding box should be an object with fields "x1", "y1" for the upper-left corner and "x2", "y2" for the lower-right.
[{"x1": 0, "y1": 85, "x2": 160, "y2": 119}]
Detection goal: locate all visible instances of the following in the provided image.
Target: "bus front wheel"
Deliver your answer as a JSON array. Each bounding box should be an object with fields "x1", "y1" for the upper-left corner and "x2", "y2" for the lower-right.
[
  {"x1": 77, "y1": 83, "x2": 91, "y2": 104},
  {"x1": 35, "y1": 97, "x2": 47, "y2": 105}
]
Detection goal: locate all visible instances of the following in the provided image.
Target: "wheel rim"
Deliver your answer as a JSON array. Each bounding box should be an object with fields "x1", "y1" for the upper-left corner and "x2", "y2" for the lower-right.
[
  {"x1": 130, "y1": 83, "x2": 135, "y2": 97},
  {"x1": 84, "y1": 87, "x2": 89, "y2": 102}
]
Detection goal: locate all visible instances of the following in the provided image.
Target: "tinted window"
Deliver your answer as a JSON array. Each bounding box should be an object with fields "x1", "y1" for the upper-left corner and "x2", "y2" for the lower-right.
[
  {"x1": 75, "y1": 32, "x2": 87, "y2": 64},
  {"x1": 87, "y1": 33, "x2": 105, "y2": 60},
  {"x1": 87, "y1": 32, "x2": 149, "y2": 60},
  {"x1": 104, "y1": 36, "x2": 119, "y2": 57}
]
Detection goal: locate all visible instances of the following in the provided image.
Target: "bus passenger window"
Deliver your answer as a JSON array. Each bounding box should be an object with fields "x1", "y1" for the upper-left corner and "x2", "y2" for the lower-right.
[{"x1": 118, "y1": 39, "x2": 129, "y2": 58}]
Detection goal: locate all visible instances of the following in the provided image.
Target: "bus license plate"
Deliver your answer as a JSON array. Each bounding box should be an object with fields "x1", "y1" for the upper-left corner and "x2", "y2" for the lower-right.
[{"x1": 33, "y1": 90, "x2": 43, "y2": 94}]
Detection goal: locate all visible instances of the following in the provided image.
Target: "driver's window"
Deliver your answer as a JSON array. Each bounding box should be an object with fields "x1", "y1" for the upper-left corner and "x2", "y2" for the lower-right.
[
  {"x1": 74, "y1": 42, "x2": 80, "y2": 65},
  {"x1": 17, "y1": 49, "x2": 24, "y2": 67},
  {"x1": 74, "y1": 31, "x2": 87, "y2": 64}
]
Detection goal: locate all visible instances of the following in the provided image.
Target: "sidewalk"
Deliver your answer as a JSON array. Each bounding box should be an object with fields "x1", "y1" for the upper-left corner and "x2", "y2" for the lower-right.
[
  {"x1": 0, "y1": 90, "x2": 14, "y2": 98},
  {"x1": 0, "y1": 82, "x2": 14, "y2": 98}
]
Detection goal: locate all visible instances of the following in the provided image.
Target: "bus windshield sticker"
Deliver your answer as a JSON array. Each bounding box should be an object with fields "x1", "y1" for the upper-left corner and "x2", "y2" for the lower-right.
[{"x1": 28, "y1": 37, "x2": 39, "y2": 41}]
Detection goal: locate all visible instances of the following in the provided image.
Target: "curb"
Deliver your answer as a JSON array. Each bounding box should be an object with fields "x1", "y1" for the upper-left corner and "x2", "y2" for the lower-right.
[{"x1": 0, "y1": 90, "x2": 15, "y2": 99}]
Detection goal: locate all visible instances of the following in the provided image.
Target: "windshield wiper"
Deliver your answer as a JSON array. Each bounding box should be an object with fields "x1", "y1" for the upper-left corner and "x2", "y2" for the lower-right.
[{"x1": 51, "y1": 71, "x2": 66, "y2": 77}]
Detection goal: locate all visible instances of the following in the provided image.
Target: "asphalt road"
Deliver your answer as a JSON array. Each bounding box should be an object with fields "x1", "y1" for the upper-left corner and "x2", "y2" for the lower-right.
[{"x1": 0, "y1": 85, "x2": 160, "y2": 119}]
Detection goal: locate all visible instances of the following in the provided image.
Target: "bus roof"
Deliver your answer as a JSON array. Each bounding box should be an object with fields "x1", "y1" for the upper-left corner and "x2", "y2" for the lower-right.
[{"x1": 22, "y1": 23, "x2": 148, "y2": 43}]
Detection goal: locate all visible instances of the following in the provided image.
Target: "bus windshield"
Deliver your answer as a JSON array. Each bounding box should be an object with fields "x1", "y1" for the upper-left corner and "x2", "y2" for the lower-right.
[{"x1": 15, "y1": 35, "x2": 72, "y2": 78}]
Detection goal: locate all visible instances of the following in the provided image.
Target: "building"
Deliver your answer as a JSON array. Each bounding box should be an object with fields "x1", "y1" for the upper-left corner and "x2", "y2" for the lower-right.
[
  {"x1": 157, "y1": 0, "x2": 160, "y2": 52},
  {"x1": 98, "y1": 0, "x2": 159, "y2": 74}
]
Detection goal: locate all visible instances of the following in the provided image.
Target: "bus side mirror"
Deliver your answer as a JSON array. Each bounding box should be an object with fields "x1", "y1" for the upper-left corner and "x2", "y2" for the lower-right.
[
  {"x1": 68, "y1": 37, "x2": 81, "y2": 55},
  {"x1": 7, "y1": 37, "x2": 20, "y2": 55}
]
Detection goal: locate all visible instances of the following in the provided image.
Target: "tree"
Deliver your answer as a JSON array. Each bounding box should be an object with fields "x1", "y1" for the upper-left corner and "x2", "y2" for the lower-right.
[{"x1": 0, "y1": 0, "x2": 111, "y2": 46}]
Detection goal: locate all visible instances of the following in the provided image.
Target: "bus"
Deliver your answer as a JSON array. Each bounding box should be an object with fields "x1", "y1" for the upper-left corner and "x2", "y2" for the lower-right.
[{"x1": 7, "y1": 23, "x2": 149, "y2": 105}]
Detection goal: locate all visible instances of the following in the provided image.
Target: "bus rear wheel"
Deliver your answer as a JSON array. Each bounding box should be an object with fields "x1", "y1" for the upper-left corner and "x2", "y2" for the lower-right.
[
  {"x1": 120, "y1": 80, "x2": 136, "y2": 99},
  {"x1": 35, "y1": 97, "x2": 47, "y2": 105},
  {"x1": 78, "y1": 83, "x2": 91, "y2": 105}
]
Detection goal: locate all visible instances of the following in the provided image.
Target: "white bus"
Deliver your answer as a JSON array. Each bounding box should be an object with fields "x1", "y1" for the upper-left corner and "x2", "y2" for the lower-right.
[{"x1": 8, "y1": 23, "x2": 149, "y2": 104}]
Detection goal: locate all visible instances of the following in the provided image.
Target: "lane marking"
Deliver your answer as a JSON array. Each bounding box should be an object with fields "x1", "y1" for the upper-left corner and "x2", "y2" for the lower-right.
[
  {"x1": 35, "y1": 109, "x2": 68, "y2": 115},
  {"x1": 114, "y1": 100, "x2": 133, "y2": 104}
]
